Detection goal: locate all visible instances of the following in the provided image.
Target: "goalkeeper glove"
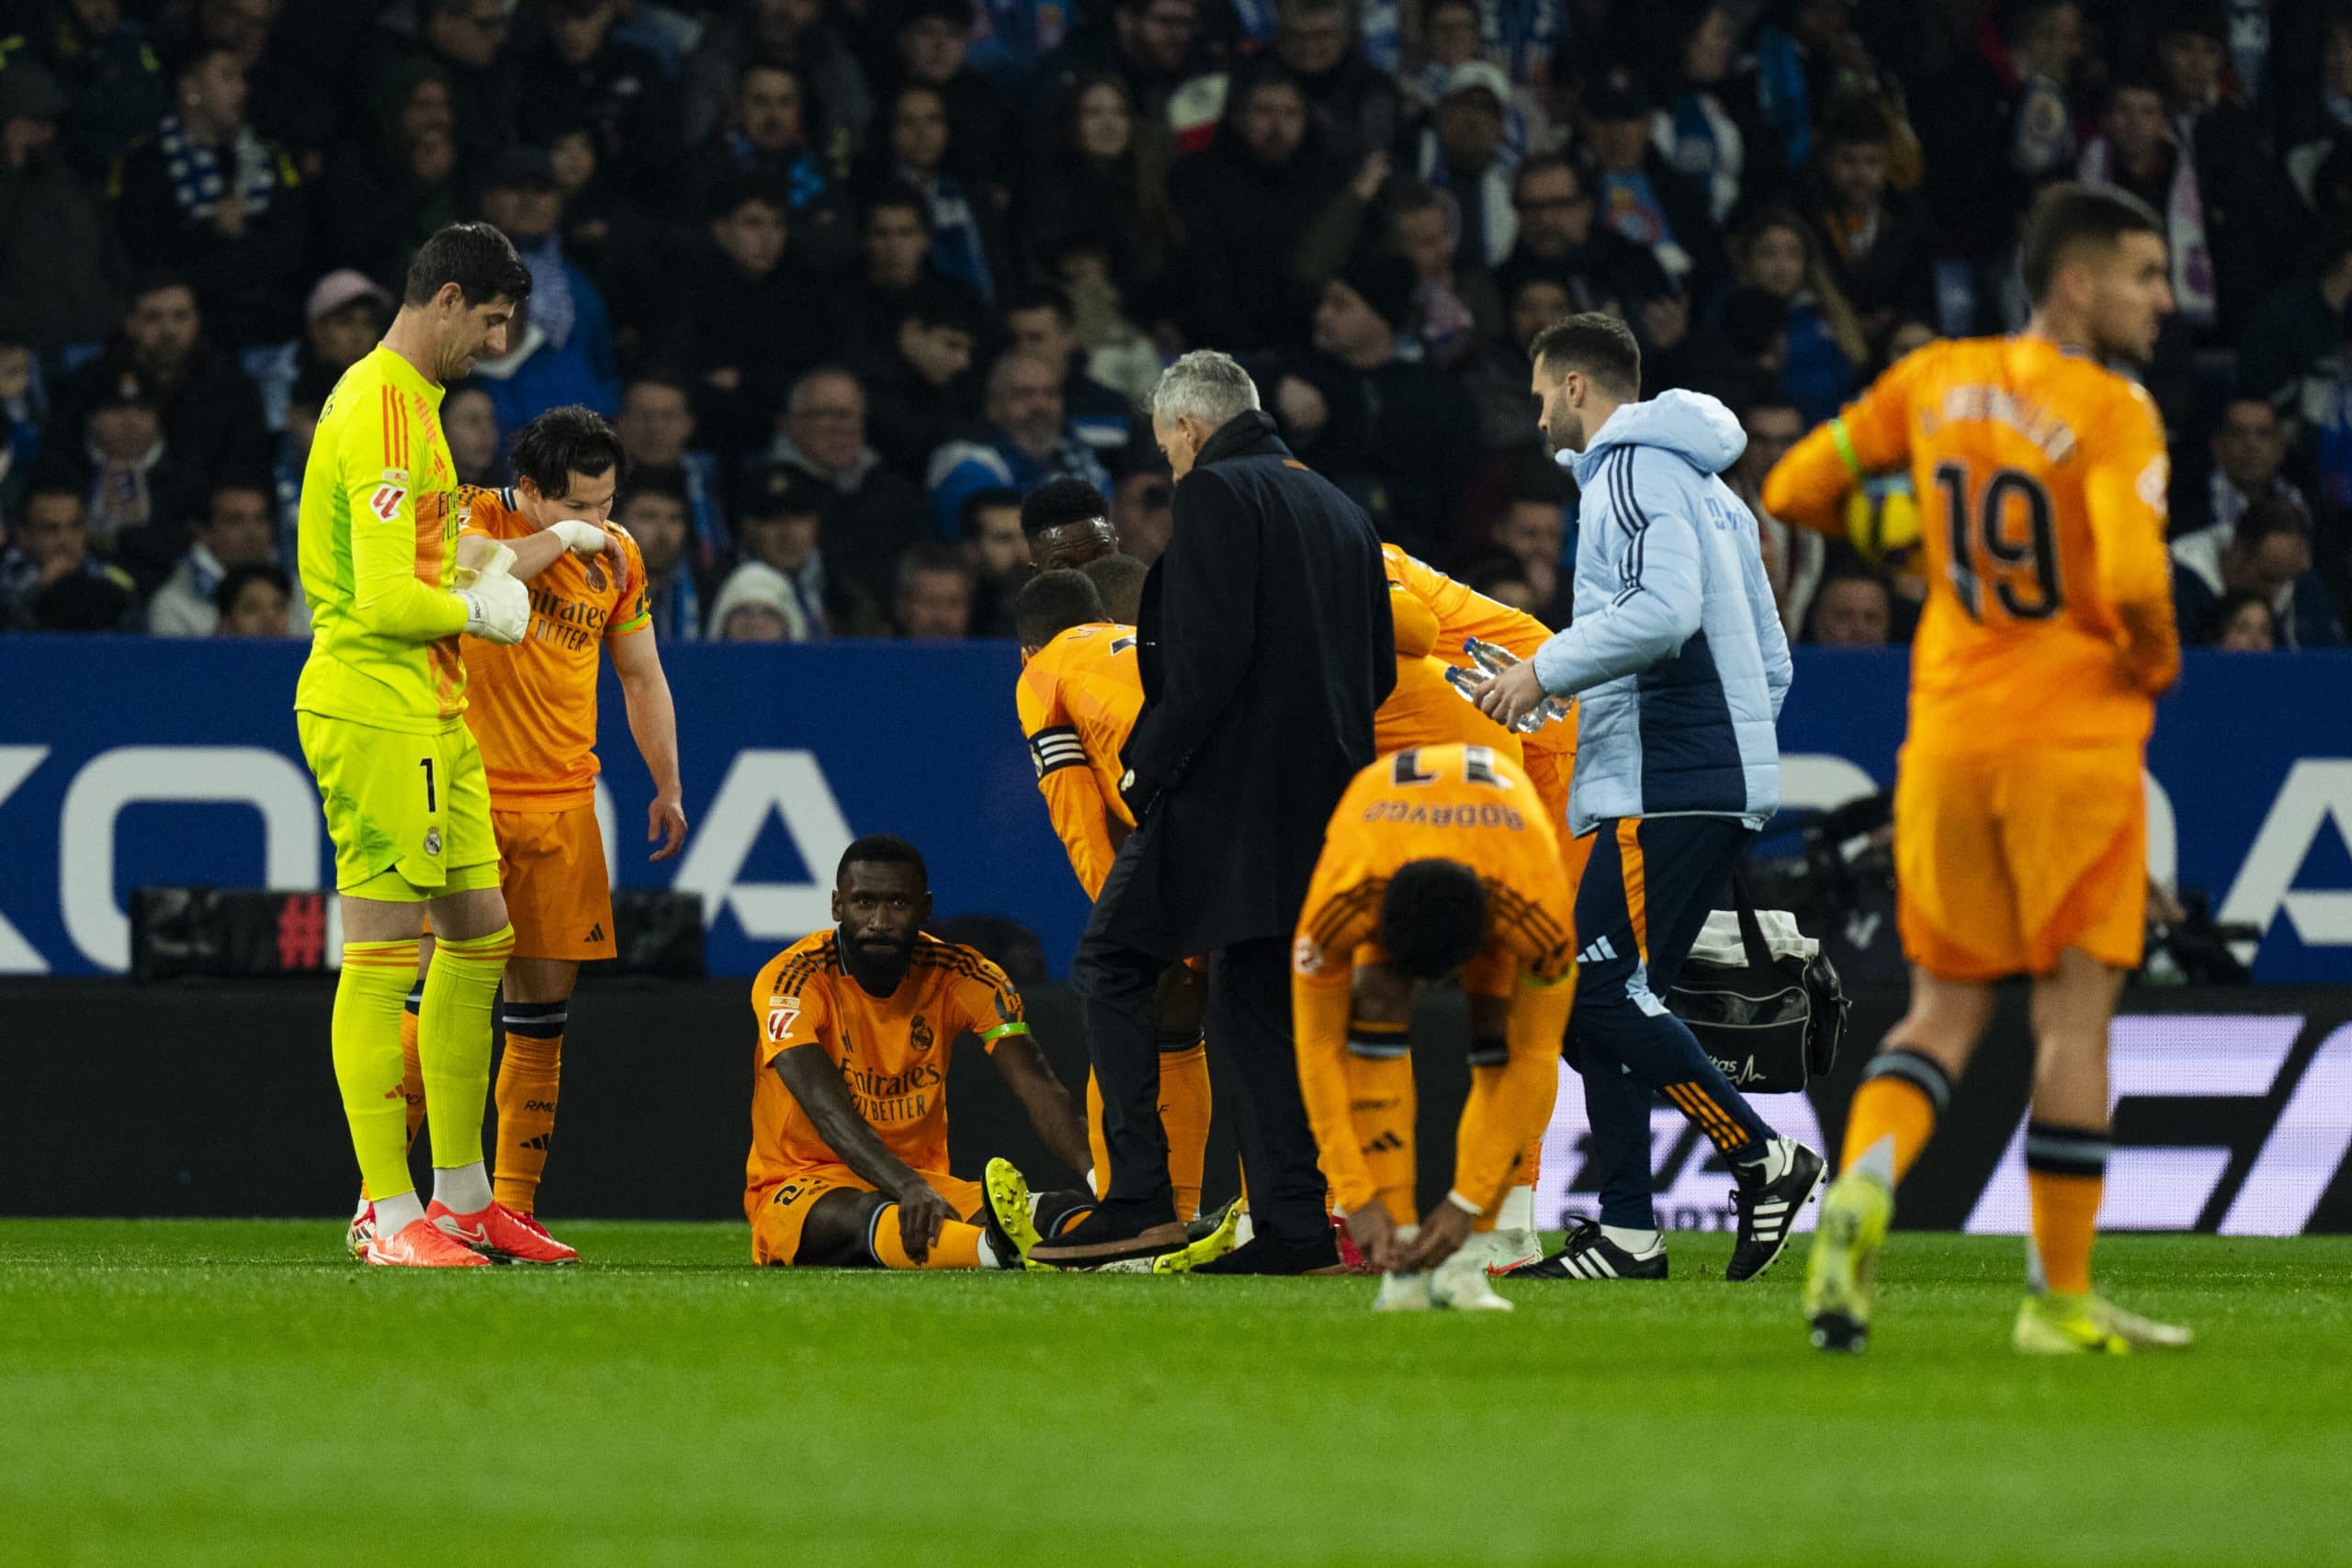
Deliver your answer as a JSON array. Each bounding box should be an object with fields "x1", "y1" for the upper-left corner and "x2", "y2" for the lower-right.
[{"x1": 454, "y1": 539, "x2": 530, "y2": 645}]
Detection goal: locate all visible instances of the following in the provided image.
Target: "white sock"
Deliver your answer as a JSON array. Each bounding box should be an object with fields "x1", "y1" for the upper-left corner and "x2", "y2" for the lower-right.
[
  {"x1": 375, "y1": 1191, "x2": 425, "y2": 1236},
  {"x1": 1738, "y1": 1138, "x2": 1792, "y2": 1185},
  {"x1": 1601, "y1": 1224, "x2": 1664, "y2": 1257},
  {"x1": 977, "y1": 1231, "x2": 1005, "y2": 1269},
  {"x1": 1853, "y1": 1134, "x2": 1897, "y2": 1189},
  {"x1": 1497, "y1": 1184, "x2": 1536, "y2": 1233},
  {"x1": 432, "y1": 1161, "x2": 493, "y2": 1214}
]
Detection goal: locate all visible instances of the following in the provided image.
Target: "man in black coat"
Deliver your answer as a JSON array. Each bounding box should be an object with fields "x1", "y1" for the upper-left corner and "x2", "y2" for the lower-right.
[{"x1": 1027, "y1": 351, "x2": 1396, "y2": 1274}]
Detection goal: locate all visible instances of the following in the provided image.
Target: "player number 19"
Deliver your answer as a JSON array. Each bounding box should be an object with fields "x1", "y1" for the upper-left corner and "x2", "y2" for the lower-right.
[{"x1": 1933, "y1": 460, "x2": 2062, "y2": 622}]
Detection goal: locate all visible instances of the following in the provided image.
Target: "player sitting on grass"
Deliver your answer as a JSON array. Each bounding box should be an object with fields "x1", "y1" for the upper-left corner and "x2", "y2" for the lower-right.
[
  {"x1": 1291, "y1": 744, "x2": 1579, "y2": 1312},
  {"x1": 747, "y1": 835, "x2": 1098, "y2": 1269}
]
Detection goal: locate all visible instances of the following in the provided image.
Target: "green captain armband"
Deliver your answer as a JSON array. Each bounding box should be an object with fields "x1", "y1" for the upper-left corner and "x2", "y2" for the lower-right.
[
  {"x1": 978, "y1": 1021, "x2": 1030, "y2": 1044},
  {"x1": 1829, "y1": 418, "x2": 1866, "y2": 479}
]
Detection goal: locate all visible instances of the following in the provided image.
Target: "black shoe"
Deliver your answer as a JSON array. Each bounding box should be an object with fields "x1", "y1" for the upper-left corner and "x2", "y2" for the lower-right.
[
  {"x1": 1184, "y1": 1197, "x2": 1239, "y2": 1246},
  {"x1": 1023, "y1": 1199, "x2": 1185, "y2": 1268},
  {"x1": 1190, "y1": 1234, "x2": 1341, "y2": 1275},
  {"x1": 1726, "y1": 1138, "x2": 1826, "y2": 1282},
  {"x1": 1508, "y1": 1217, "x2": 1668, "y2": 1280}
]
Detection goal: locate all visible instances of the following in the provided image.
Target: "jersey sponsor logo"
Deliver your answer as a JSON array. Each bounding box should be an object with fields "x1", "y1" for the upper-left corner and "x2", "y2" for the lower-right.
[
  {"x1": 1294, "y1": 935, "x2": 1325, "y2": 976},
  {"x1": 370, "y1": 485, "x2": 407, "y2": 521},
  {"x1": 766, "y1": 999, "x2": 802, "y2": 1041}
]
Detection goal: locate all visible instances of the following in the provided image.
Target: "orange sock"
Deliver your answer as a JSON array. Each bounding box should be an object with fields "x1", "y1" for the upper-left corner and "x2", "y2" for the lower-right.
[
  {"x1": 869, "y1": 1207, "x2": 986, "y2": 1269},
  {"x1": 2025, "y1": 1122, "x2": 2108, "y2": 1296},
  {"x1": 1839, "y1": 1050, "x2": 1952, "y2": 1184},
  {"x1": 492, "y1": 1000, "x2": 565, "y2": 1213},
  {"x1": 1345, "y1": 1022, "x2": 1417, "y2": 1226},
  {"x1": 1084, "y1": 1070, "x2": 1109, "y2": 1200},
  {"x1": 363, "y1": 985, "x2": 426, "y2": 1204},
  {"x1": 1158, "y1": 1041, "x2": 1211, "y2": 1223}
]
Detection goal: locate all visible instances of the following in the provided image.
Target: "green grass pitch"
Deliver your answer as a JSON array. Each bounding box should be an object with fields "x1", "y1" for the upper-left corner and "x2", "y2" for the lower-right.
[{"x1": 4, "y1": 1223, "x2": 2349, "y2": 1567}]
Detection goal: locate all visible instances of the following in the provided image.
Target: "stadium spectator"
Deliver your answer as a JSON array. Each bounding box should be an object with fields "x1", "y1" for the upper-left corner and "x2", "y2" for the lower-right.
[
  {"x1": 1804, "y1": 570, "x2": 1894, "y2": 646},
  {"x1": 893, "y1": 539, "x2": 975, "y2": 637},
  {"x1": 313, "y1": 54, "x2": 461, "y2": 289},
  {"x1": 680, "y1": 0, "x2": 875, "y2": 159},
  {"x1": 2173, "y1": 497, "x2": 2345, "y2": 650},
  {"x1": 147, "y1": 479, "x2": 276, "y2": 637},
  {"x1": 925, "y1": 350, "x2": 1112, "y2": 537},
  {"x1": 1272, "y1": 0, "x2": 1403, "y2": 168},
  {"x1": 1652, "y1": 2, "x2": 1775, "y2": 228},
  {"x1": 1021, "y1": 72, "x2": 1182, "y2": 309},
  {"x1": 693, "y1": 60, "x2": 854, "y2": 276},
  {"x1": 1734, "y1": 399, "x2": 1825, "y2": 637},
  {"x1": 1255, "y1": 254, "x2": 1476, "y2": 559},
  {"x1": 1406, "y1": 0, "x2": 1546, "y2": 167},
  {"x1": 2077, "y1": 72, "x2": 2226, "y2": 336},
  {"x1": 0, "y1": 338, "x2": 37, "y2": 515},
  {"x1": 1731, "y1": 207, "x2": 1866, "y2": 424},
  {"x1": 768, "y1": 366, "x2": 925, "y2": 618},
  {"x1": 1459, "y1": 270, "x2": 1568, "y2": 449},
  {"x1": 1411, "y1": 61, "x2": 1520, "y2": 272},
  {"x1": 1496, "y1": 154, "x2": 1672, "y2": 321},
  {"x1": 211, "y1": 560, "x2": 294, "y2": 637},
  {"x1": 273, "y1": 362, "x2": 334, "y2": 580},
  {"x1": 548, "y1": 119, "x2": 662, "y2": 349},
  {"x1": 707, "y1": 559, "x2": 808, "y2": 641},
  {"x1": 1805, "y1": 97, "x2": 1935, "y2": 337},
  {"x1": 727, "y1": 467, "x2": 832, "y2": 637},
  {"x1": 252, "y1": 270, "x2": 391, "y2": 432},
  {"x1": 1000, "y1": 283, "x2": 1134, "y2": 465},
  {"x1": 68, "y1": 365, "x2": 208, "y2": 588},
  {"x1": 890, "y1": 0, "x2": 1017, "y2": 202},
  {"x1": 841, "y1": 186, "x2": 967, "y2": 357},
  {"x1": 2210, "y1": 588, "x2": 2280, "y2": 650},
  {"x1": 1582, "y1": 63, "x2": 1719, "y2": 292},
  {"x1": 514, "y1": 0, "x2": 683, "y2": 200},
  {"x1": 855, "y1": 83, "x2": 1004, "y2": 305},
  {"x1": 615, "y1": 475, "x2": 701, "y2": 643},
  {"x1": 1487, "y1": 479, "x2": 1569, "y2": 623},
  {"x1": 2237, "y1": 219, "x2": 2352, "y2": 414},
  {"x1": 107, "y1": 42, "x2": 306, "y2": 351},
  {"x1": 1174, "y1": 63, "x2": 1342, "y2": 352},
  {"x1": 2146, "y1": 0, "x2": 2295, "y2": 335},
  {"x1": 1461, "y1": 550, "x2": 1542, "y2": 612},
  {"x1": 31, "y1": 0, "x2": 169, "y2": 175},
  {"x1": 0, "y1": 55, "x2": 130, "y2": 354},
  {"x1": 1110, "y1": 466, "x2": 1173, "y2": 562},
  {"x1": 959, "y1": 485, "x2": 1028, "y2": 637},
  {"x1": 60, "y1": 276, "x2": 270, "y2": 489},
  {"x1": 856, "y1": 278, "x2": 983, "y2": 477},
  {"x1": 1, "y1": 480, "x2": 137, "y2": 630},
  {"x1": 386, "y1": 0, "x2": 522, "y2": 169},
  {"x1": 1033, "y1": 0, "x2": 1207, "y2": 137},
  {"x1": 441, "y1": 384, "x2": 504, "y2": 488},
  {"x1": 469, "y1": 146, "x2": 621, "y2": 429},
  {"x1": 616, "y1": 375, "x2": 728, "y2": 569},
  {"x1": 660, "y1": 175, "x2": 841, "y2": 462},
  {"x1": 1916, "y1": 0, "x2": 2083, "y2": 252},
  {"x1": 2174, "y1": 397, "x2": 2312, "y2": 541}
]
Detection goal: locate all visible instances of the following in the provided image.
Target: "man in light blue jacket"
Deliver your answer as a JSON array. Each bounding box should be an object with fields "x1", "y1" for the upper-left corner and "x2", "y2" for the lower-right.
[{"x1": 1477, "y1": 313, "x2": 1823, "y2": 1284}]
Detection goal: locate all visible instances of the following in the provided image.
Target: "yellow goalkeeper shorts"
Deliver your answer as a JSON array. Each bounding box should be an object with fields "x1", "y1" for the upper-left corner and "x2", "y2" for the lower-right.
[{"x1": 297, "y1": 712, "x2": 500, "y2": 898}]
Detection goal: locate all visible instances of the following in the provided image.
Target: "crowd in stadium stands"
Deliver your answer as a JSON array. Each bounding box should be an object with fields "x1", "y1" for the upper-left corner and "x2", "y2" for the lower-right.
[{"x1": 1, "y1": 0, "x2": 2349, "y2": 650}]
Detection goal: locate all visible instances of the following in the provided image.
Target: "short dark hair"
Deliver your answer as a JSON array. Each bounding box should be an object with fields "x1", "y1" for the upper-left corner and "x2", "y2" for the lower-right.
[
  {"x1": 619, "y1": 469, "x2": 688, "y2": 510},
  {"x1": 2208, "y1": 589, "x2": 2277, "y2": 643},
  {"x1": 1019, "y1": 475, "x2": 1111, "y2": 539},
  {"x1": 511, "y1": 406, "x2": 628, "y2": 496},
  {"x1": 1528, "y1": 311, "x2": 1641, "y2": 396},
  {"x1": 1012, "y1": 568, "x2": 1105, "y2": 646},
  {"x1": 289, "y1": 361, "x2": 340, "y2": 415},
  {"x1": 838, "y1": 833, "x2": 927, "y2": 886},
  {"x1": 1082, "y1": 552, "x2": 1147, "y2": 623},
  {"x1": 403, "y1": 222, "x2": 533, "y2": 309},
  {"x1": 898, "y1": 539, "x2": 970, "y2": 590},
  {"x1": 705, "y1": 171, "x2": 788, "y2": 224},
  {"x1": 1512, "y1": 152, "x2": 1583, "y2": 203},
  {"x1": 1377, "y1": 859, "x2": 1490, "y2": 980},
  {"x1": 2018, "y1": 182, "x2": 2165, "y2": 307},
  {"x1": 741, "y1": 473, "x2": 827, "y2": 523},
  {"x1": 1001, "y1": 282, "x2": 1075, "y2": 323},
  {"x1": 213, "y1": 562, "x2": 291, "y2": 618},
  {"x1": 901, "y1": 278, "x2": 984, "y2": 337},
  {"x1": 864, "y1": 183, "x2": 928, "y2": 226},
  {"x1": 959, "y1": 486, "x2": 1024, "y2": 540},
  {"x1": 1818, "y1": 94, "x2": 1890, "y2": 150},
  {"x1": 2233, "y1": 495, "x2": 2310, "y2": 551},
  {"x1": 129, "y1": 268, "x2": 195, "y2": 309}
]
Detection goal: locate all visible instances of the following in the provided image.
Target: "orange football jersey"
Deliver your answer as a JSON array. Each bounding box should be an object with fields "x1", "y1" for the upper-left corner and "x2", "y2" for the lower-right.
[
  {"x1": 458, "y1": 486, "x2": 651, "y2": 807},
  {"x1": 1014, "y1": 620, "x2": 1143, "y2": 898},
  {"x1": 745, "y1": 931, "x2": 1029, "y2": 1201},
  {"x1": 1382, "y1": 544, "x2": 1578, "y2": 775},
  {"x1": 1292, "y1": 743, "x2": 1577, "y2": 1216},
  {"x1": 1762, "y1": 336, "x2": 2179, "y2": 751}
]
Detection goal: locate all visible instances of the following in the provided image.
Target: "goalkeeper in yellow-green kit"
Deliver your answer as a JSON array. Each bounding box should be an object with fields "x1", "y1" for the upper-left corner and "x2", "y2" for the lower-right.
[{"x1": 295, "y1": 223, "x2": 571, "y2": 1267}]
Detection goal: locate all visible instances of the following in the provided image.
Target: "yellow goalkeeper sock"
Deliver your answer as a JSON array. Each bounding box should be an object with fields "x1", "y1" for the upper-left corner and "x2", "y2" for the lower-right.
[
  {"x1": 336, "y1": 940, "x2": 423, "y2": 1203},
  {"x1": 417, "y1": 926, "x2": 513, "y2": 1171},
  {"x1": 360, "y1": 979, "x2": 430, "y2": 1205}
]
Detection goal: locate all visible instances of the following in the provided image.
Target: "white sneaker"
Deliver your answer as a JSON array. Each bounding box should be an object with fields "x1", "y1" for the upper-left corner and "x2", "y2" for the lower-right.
[
  {"x1": 345, "y1": 1196, "x2": 376, "y2": 1263},
  {"x1": 1372, "y1": 1270, "x2": 1432, "y2": 1311},
  {"x1": 1430, "y1": 1249, "x2": 1515, "y2": 1312},
  {"x1": 1473, "y1": 1225, "x2": 1544, "y2": 1276}
]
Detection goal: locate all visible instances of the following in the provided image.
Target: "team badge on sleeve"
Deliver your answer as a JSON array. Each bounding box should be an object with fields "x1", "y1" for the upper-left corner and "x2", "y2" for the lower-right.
[
  {"x1": 370, "y1": 484, "x2": 407, "y2": 522},
  {"x1": 766, "y1": 999, "x2": 802, "y2": 1041}
]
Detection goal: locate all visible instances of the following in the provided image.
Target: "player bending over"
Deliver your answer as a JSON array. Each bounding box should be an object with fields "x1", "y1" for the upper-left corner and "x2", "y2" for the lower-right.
[
  {"x1": 1764, "y1": 183, "x2": 2190, "y2": 1355},
  {"x1": 1012, "y1": 566, "x2": 1222, "y2": 1256},
  {"x1": 348, "y1": 406, "x2": 686, "y2": 1263},
  {"x1": 747, "y1": 836, "x2": 1097, "y2": 1270},
  {"x1": 1292, "y1": 744, "x2": 1578, "y2": 1311},
  {"x1": 296, "y1": 223, "x2": 563, "y2": 1267}
]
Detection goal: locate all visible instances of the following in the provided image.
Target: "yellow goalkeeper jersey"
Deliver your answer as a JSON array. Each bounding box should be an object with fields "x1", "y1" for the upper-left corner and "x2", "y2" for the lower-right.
[{"x1": 294, "y1": 345, "x2": 471, "y2": 733}]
